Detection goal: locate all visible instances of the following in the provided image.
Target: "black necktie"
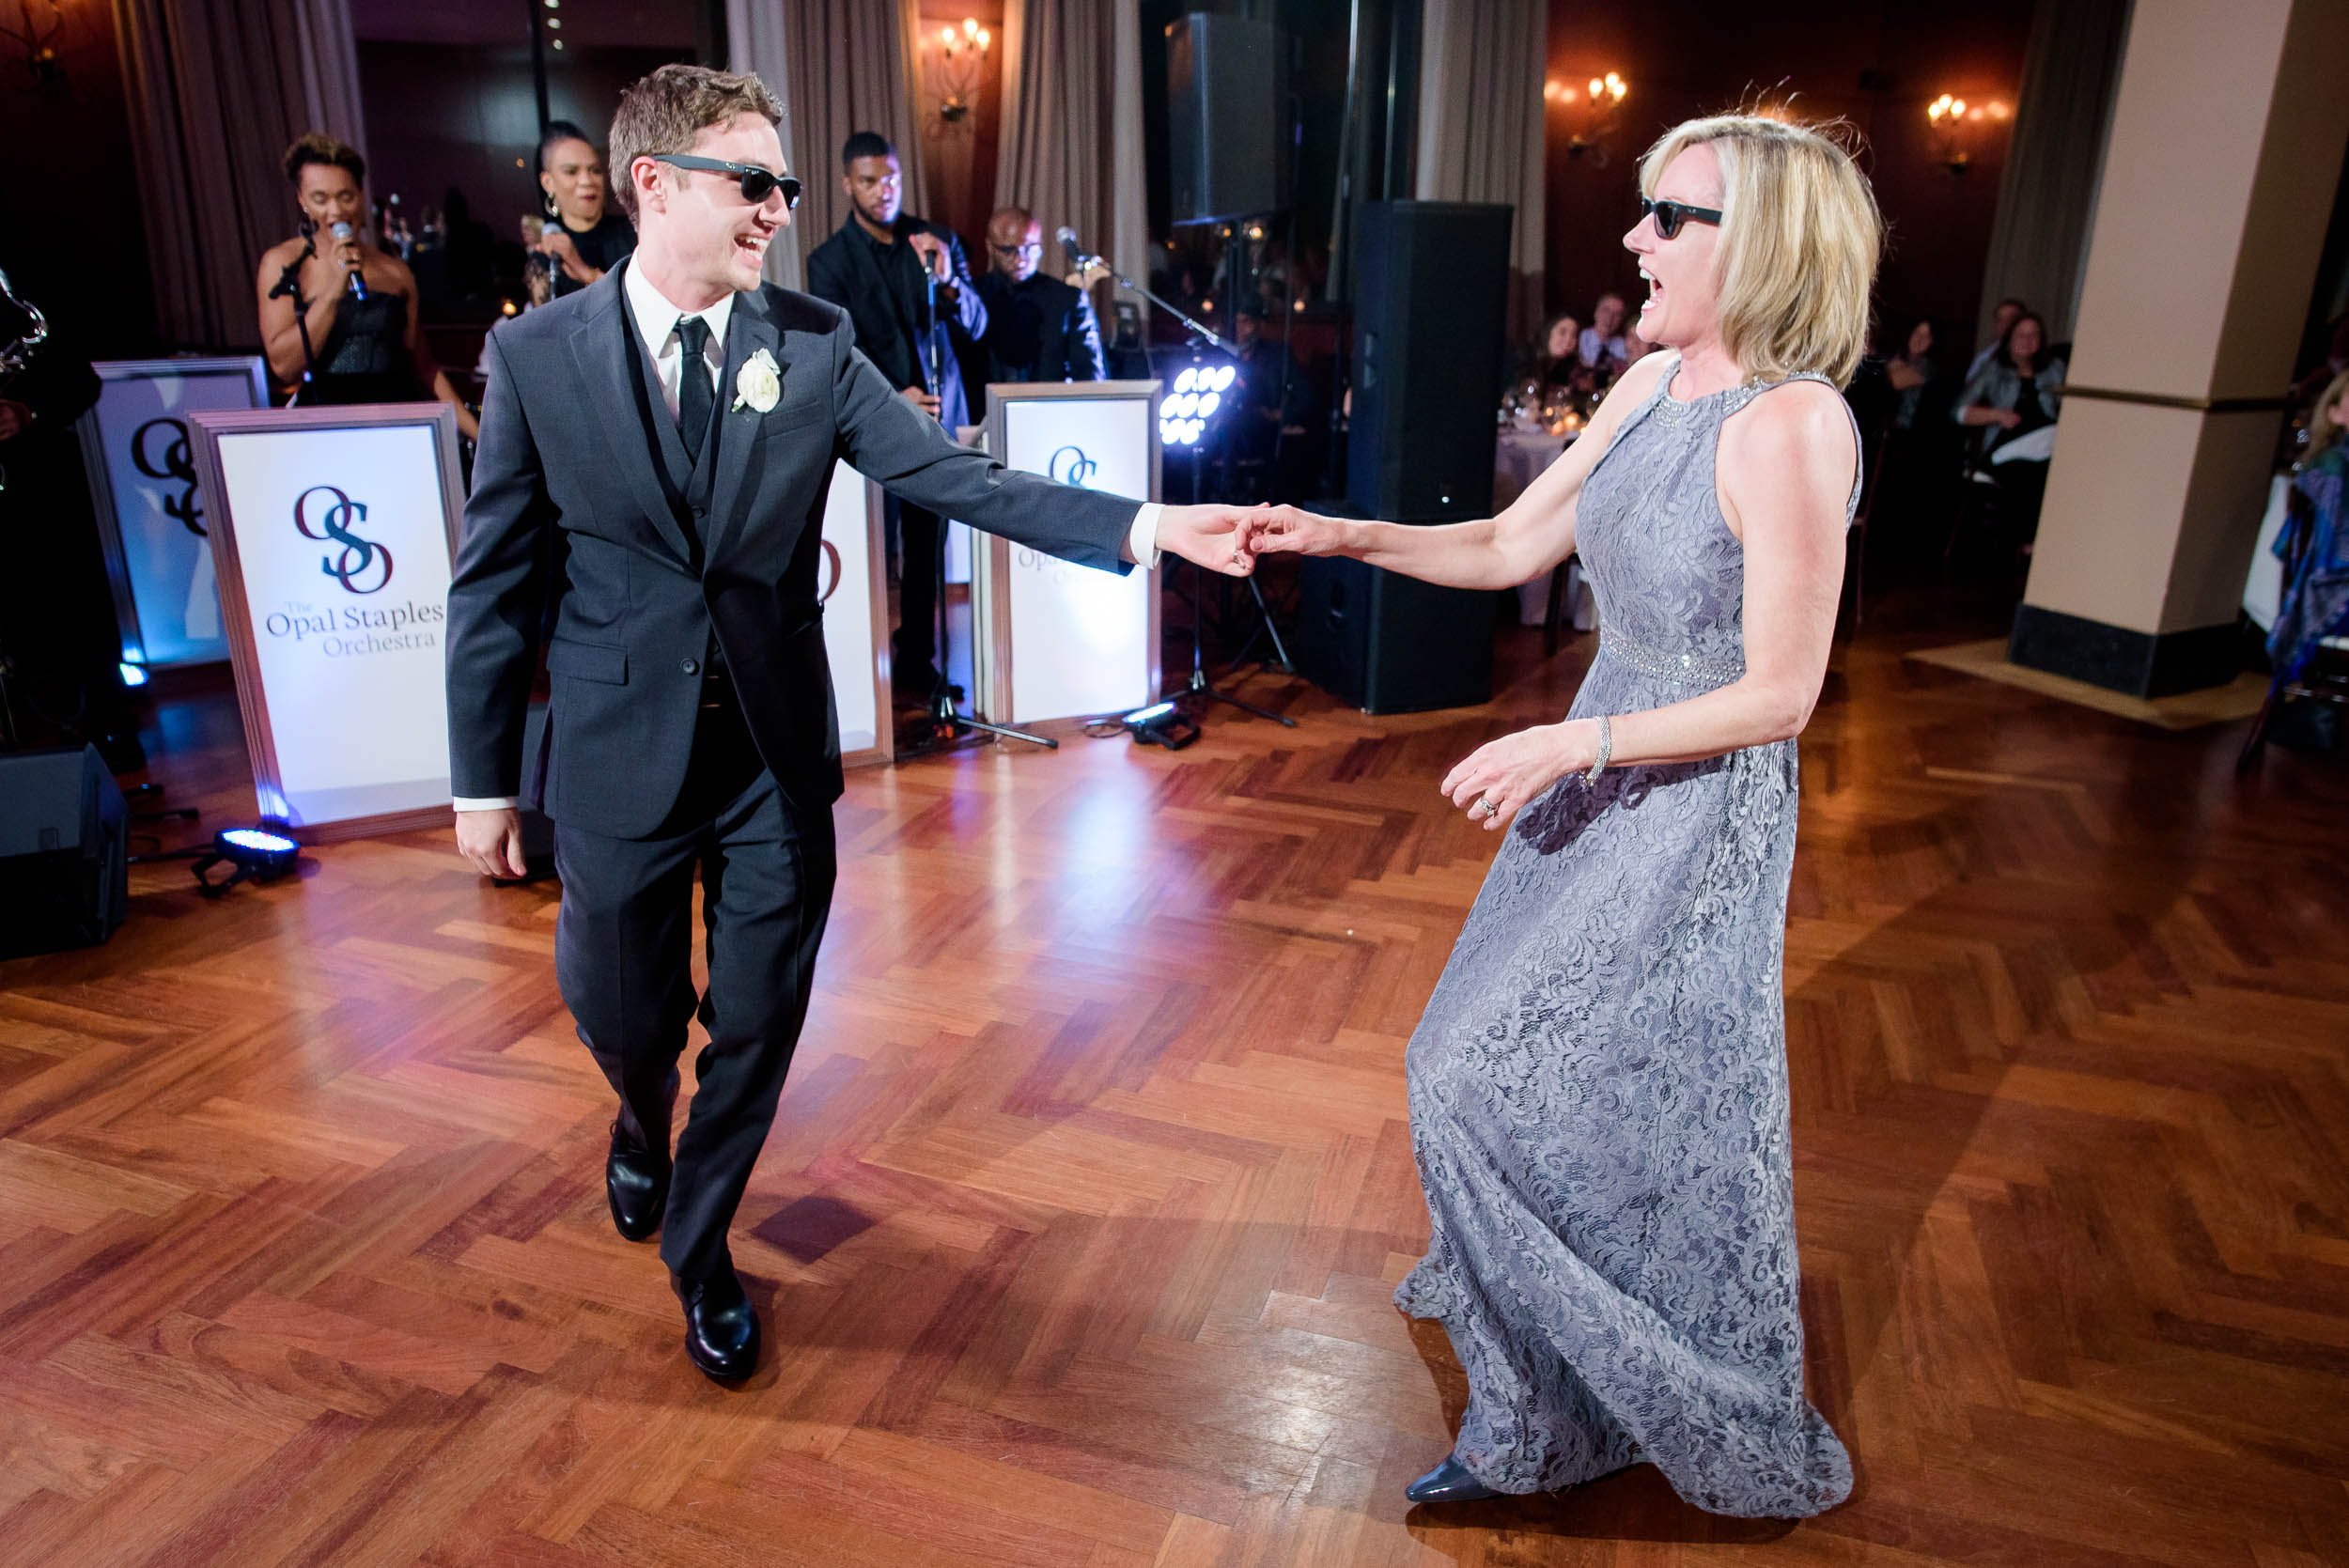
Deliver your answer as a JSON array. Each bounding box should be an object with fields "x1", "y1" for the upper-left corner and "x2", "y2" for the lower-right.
[{"x1": 676, "y1": 315, "x2": 712, "y2": 464}]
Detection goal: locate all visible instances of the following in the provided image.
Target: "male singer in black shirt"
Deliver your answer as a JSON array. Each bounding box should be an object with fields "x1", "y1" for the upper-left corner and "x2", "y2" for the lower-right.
[
  {"x1": 974, "y1": 206, "x2": 1106, "y2": 388},
  {"x1": 804, "y1": 132, "x2": 983, "y2": 696}
]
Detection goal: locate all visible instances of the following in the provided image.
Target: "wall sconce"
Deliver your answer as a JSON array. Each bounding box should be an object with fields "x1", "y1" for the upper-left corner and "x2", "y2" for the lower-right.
[
  {"x1": 919, "y1": 16, "x2": 991, "y2": 132},
  {"x1": 2, "y1": 0, "x2": 68, "y2": 91},
  {"x1": 1547, "y1": 70, "x2": 1629, "y2": 165},
  {"x1": 1926, "y1": 93, "x2": 2009, "y2": 173}
]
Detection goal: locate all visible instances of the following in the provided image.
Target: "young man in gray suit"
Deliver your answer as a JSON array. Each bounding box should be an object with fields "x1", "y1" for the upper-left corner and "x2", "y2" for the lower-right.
[{"x1": 445, "y1": 65, "x2": 1254, "y2": 1383}]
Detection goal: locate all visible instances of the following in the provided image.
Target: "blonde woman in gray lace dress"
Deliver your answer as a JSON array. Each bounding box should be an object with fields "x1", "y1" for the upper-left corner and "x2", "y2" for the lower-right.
[{"x1": 1241, "y1": 115, "x2": 1878, "y2": 1515}]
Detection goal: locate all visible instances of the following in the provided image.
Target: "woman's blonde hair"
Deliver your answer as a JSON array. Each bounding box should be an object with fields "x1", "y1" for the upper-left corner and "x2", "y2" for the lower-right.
[
  {"x1": 2309, "y1": 365, "x2": 2349, "y2": 455},
  {"x1": 1638, "y1": 113, "x2": 1882, "y2": 387}
]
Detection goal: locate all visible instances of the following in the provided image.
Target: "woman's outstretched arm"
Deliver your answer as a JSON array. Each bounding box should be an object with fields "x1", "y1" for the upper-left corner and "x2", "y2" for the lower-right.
[{"x1": 1239, "y1": 353, "x2": 1675, "y2": 590}]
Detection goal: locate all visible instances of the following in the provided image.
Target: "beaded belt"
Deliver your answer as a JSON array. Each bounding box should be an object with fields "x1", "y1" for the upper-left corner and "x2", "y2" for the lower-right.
[{"x1": 1597, "y1": 629, "x2": 1745, "y2": 687}]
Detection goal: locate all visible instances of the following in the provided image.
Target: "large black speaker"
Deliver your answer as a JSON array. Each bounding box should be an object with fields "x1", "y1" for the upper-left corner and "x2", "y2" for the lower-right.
[
  {"x1": 1165, "y1": 13, "x2": 1285, "y2": 225},
  {"x1": 1346, "y1": 201, "x2": 1514, "y2": 521},
  {"x1": 1295, "y1": 549, "x2": 1494, "y2": 715},
  {"x1": 0, "y1": 745, "x2": 130, "y2": 956}
]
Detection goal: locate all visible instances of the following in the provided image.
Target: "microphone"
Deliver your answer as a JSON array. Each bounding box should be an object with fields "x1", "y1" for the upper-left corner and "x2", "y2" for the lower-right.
[
  {"x1": 330, "y1": 221, "x2": 367, "y2": 303},
  {"x1": 1055, "y1": 226, "x2": 1094, "y2": 270}
]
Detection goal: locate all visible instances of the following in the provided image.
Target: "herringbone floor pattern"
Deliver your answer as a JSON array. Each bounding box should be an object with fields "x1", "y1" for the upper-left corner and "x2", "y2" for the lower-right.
[{"x1": 3, "y1": 595, "x2": 2345, "y2": 1566}]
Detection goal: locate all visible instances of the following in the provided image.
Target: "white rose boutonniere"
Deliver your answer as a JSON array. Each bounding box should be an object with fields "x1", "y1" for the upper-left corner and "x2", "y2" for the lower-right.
[{"x1": 733, "y1": 349, "x2": 782, "y2": 413}]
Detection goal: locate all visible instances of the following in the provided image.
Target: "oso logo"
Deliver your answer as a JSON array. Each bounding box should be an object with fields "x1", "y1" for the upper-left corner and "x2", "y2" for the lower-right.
[
  {"x1": 293, "y1": 484, "x2": 394, "y2": 595},
  {"x1": 1046, "y1": 444, "x2": 1098, "y2": 489},
  {"x1": 131, "y1": 417, "x2": 206, "y2": 536}
]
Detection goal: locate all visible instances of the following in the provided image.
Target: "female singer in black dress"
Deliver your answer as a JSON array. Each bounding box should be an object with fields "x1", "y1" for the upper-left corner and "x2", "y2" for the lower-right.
[
  {"x1": 528, "y1": 120, "x2": 636, "y2": 299},
  {"x1": 253, "y1": 133, "x2": 477, "y2": 439}
]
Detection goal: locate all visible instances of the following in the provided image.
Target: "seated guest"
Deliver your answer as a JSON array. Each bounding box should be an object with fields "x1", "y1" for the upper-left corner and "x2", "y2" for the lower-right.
[
  {"x1": 806, "y1": 131, "x2": 988, "y2": 695},
  {"x1": 974, "y1": 206, "x2": 1105, "y2": 388},
  {"x1": 1578, "y1": 292, "x2": 1630, "y2": 380},
  {"x1": 1953, "y1": 309, "x2": 2065, "y2": 538},
  {"x1": 255, "y1": 134, "x2": 477, "y2": 438},
  {"x1": 1964, "y1": 296, "x2": 2026, "y2": 383},
  {"x1": 1231, "y1": 296, "x2": 1318, "y2": 493},
  {"x1": 2267, "y1": 367, "x2": 2349, "y2": 686},
  {"x1": 1517, "y1": 312, "x2": 1589, "y2": 392},
  {"x1": 529, "y1": 119, "x2": 634, "y2": 298},
  {"x1": 1887, "y1": 317, "x2": 1938, "y2": 429}
]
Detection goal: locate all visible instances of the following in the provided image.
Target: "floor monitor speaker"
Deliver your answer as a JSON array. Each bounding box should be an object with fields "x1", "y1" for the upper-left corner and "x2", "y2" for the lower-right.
[
  {"x1": 1166, "y1": 13, "x2": 1285, "y2": 225},
  {"x1": 0, "y1": 744, "x2": 130, "y2": 956},
  {"x1": 1346, "y1": 201, "x2": 1514, "y2": 521}
]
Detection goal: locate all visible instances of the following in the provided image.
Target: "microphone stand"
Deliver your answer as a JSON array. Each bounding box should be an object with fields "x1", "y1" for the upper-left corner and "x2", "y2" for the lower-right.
[{"x1": 268, "y1": 239, "x2": 319, "y2": 404}]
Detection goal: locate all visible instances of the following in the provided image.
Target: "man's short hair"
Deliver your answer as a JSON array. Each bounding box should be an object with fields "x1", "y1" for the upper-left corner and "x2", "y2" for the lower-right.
[
  {"x1": 841, "y1": 131, "x2": 894, "y2": 166},
  {"x1": 608, "y1": 64, "x2": 784, "y2": 220},
  {"x1": 284, "y1": 132, "x2": 365, "y2": 187},
  {"x1": 988, "y1": 205, "x2": 1034, "y2": 231}
]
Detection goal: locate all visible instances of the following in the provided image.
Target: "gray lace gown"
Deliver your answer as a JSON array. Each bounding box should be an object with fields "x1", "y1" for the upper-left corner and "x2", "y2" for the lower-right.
[{"x1": 1394, "y1": 365, "x2": 1859, "y2": 1516}]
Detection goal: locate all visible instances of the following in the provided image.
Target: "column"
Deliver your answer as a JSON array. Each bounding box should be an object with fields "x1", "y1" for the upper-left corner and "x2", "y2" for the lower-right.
[{"x1": 2011, "y1": 0, "x2": 2349, "y2": 697}]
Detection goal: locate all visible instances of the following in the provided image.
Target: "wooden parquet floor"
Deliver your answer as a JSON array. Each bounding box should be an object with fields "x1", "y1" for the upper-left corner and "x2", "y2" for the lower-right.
[{"x1": 4, "y1": 593, "x2": 2347, "y2": 1567}]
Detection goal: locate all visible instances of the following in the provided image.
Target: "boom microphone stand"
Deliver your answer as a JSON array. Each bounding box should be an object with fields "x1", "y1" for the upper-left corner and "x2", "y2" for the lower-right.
[
  {"x1": 268, "y1": 224, "x2": 320, "y2": 404},
  {"x1": 1059, "y1": 233, "x2": 1297, "y2": 728}
]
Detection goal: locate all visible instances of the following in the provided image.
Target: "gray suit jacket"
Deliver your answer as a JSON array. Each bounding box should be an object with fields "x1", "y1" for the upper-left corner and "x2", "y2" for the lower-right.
[{"x1": 445, "y1": 261, "x2": 1137, "y2": 838}]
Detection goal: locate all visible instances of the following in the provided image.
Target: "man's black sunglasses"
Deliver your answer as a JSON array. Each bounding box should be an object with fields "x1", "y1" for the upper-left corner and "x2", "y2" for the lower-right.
[
  {"x1": 654, "y1": 153, "x2": 802, "y2": 210},
  {"x1": 1641, "y1": 196, "x2": 1723, "y2": 241}
]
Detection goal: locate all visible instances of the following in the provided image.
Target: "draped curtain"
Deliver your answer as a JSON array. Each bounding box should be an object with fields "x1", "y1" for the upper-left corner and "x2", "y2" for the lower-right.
[
  {"x1": 1975, "y1": 0, "x2": 2133, "y2": 344},
  {"x1": 112, "y1": 0, "x2": 368, "y2": 351},
  {"x1": 729, "y1": 0, "x2": 930, "y2": 291},
  {"x1": 1413, "y1": 0, "x2": 1547, "y2": 346},
  {"x1": 993, "y1": 0, "x2": 1147, "y2": 307}
]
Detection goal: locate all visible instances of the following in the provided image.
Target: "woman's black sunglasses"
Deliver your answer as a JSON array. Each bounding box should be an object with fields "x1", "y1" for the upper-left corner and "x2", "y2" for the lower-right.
[
  {"x1": 1641, "y1": 196, "x2": 1723, "y2": 241},
  {"x1": 654, "y1": 153, "x2": 802, "y2": 210}
]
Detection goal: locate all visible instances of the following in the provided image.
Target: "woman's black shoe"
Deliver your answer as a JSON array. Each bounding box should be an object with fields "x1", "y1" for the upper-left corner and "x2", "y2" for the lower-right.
[
  {"x1": 675, "y1": 1265, "x2": 759, "y2": 1383},
  {"x1": 605, "y1": 1123, "x2": 669, "y2": 1242},
  {"x1": 1404, "y1": 1454, "x2": 1501, "y2": 1504}
]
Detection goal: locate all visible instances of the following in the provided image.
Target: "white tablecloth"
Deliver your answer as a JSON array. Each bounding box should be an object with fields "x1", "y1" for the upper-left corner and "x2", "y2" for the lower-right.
[{"x1": 1493, "y1": 429, "x2": 1594, "y2": 629}]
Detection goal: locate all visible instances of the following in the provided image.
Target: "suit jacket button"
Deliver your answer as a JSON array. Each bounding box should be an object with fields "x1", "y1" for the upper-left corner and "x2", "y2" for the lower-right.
[{"x1": 681, "y1": 658, "x2": 700, "y2": 675}]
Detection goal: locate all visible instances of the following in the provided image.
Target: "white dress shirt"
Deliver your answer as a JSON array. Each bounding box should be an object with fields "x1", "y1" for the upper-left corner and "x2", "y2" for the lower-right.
[
  {"x1": 624, "y1": 256, "x2": 731, "y2": 424},
  {"x1": 455, "y1": 260, "x2": 1164, "y2": 814}
]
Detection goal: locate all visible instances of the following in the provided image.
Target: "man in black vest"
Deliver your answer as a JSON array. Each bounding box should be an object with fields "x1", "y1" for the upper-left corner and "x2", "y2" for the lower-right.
[
  {"x1": 974, "y1": 206, "x2": 1106, "y2": 390},
  {"x1": 803, "y1": 132, "x2": 979, "y2": 696},
  {"x1": 445, "y1": 67, "x2": 1256, "y2": 1384}
]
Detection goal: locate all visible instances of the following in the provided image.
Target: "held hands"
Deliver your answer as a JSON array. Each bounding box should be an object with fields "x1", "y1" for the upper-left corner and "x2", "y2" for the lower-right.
[
  {"x1": 1154, "y1": 503, "x2": 1265, "y2": 577},
  {"x1": 1234, "y1": 505, "x2": 1355, "y2": 561},
  {"x1": 1440, "y1": 720, "x2": 1598, "y2": 831}
]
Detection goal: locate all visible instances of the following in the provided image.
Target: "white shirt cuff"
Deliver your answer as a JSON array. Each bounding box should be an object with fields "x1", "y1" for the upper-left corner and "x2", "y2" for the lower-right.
[
  {"x1": 452, "y1": 796, "x2": 520, "y2": 812},
  {"x1": 1128, "y1": 502, "x2": 1162, "y2": 569}
]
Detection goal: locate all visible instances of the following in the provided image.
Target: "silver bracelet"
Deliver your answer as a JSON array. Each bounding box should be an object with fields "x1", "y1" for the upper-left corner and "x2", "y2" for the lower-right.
[{"x1": 1586, "y1": 715, "x2": 1612, "y2": 783}]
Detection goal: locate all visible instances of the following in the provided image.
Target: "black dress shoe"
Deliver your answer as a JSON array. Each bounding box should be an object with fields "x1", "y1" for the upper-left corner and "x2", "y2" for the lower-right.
[
  {"x1": 675, "y1": 1265, "x2": 759, "y2": 1383},
  {"x1": 1405, "y1": 1454, "x2": 1501, "y2": 1504},
  {"x1": 605, "y1": 1123, "x2": 670, "y2": 1242}
]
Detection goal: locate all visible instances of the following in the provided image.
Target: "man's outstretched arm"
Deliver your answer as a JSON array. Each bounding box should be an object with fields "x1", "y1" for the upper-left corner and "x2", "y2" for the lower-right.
[{"x1": 829, "y1": 315, "x2": 1254, "y2": 577}]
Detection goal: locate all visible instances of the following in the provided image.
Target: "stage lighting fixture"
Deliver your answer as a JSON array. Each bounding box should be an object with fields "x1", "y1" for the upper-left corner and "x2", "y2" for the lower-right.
[
  {"x1": 190, "y1": 827, "x2": 299, "y2": 896},
  {"x1": 1161, "y1": 361, "x2": 1238, "y2": 449},
  {"x1": 1120, "y1": 700, "x2": 1199, "y2": 750}
]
